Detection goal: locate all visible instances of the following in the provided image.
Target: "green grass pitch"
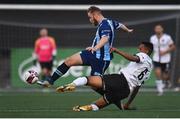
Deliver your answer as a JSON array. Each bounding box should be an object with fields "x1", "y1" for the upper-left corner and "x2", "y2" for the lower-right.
[{"x1": 0, "y1": 91, "x2": 180, "y2": 118}]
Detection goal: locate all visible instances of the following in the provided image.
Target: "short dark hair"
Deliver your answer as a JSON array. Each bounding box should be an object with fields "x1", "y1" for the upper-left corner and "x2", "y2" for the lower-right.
[
  {"x1": 141, "y1": 42, "x2": 153, "y2": 55},
  {"x1": 87, "y1": 6, "x2": 102, "y2": 14}
]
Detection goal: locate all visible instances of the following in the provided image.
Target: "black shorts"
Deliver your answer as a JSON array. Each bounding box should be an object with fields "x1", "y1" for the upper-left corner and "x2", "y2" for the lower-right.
[
  {"x1": 153, "y1": 61, "x2": 170, "y2": 72},
  {"x1": 95, "y1": 74, "x2": 130, "y2": 104},
  {"x1": 39, "y1": 60, "x2": 53, "y2": 70}
]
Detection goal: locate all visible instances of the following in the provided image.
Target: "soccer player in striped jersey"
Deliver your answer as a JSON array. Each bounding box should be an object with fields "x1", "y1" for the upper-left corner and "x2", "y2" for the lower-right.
[
  {"x1": 37, "y1": 6, "x2": 133, "y2": 87},
  {"x1": 56, "y1": 42, "x2": 153, "y2": 111}
]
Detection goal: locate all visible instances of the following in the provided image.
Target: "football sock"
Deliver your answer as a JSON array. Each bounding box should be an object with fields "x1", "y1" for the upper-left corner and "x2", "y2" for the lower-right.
[
  {"x1": 91, "y1": 104, "x2": 99, "y2": 111},
  {"x1": 72, "y1": 77, "x2": 88, "y2": 86},
  {"x1": 156, "y1": 80, "x2": 164, "y2": 94},
  {"x1": 51, "y1": 62, "x2": 70, "y2": 82}
]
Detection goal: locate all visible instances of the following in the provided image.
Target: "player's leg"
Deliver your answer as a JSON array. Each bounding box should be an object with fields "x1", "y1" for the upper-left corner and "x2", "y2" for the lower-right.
[
  {"x1": 56, "y1": 76, "x2": 103, "y2": 92},
  {"x1": 162, "y1": 63, "x2": 171, "y2": 88},
  {"x1": 73, "y1": 74, "x2": 130, "y2": 111},
  {"x1": 50, "y1": 52, "x2": 83, "y2": 82},
  {"x1": 89, "y1": 60, "x2": 110, "y2": 96},
  {"x1": 86, "y1": 60, "x2": 110, "y2": 95},
  {"x1": 154, "y1": 62, "x2": 164, "y2": 96},
  {"x1": 90, "y1": 60, "x2": 110, "y2": 76},
  {"x1": 39, "y1": 62, "x2": 47, "y2": 80},
  {"x1": 155, "y1": 68, "x2": 164, "y2": 96},
  {"x1": 55, "y1": 50, "x2": 110, "y2": 88},
  {"x1": 37, "y1": 52, "x2": 83, "y2": 86},
  {"x1": 56, "y1": 50, "x2": 111, "y2": 91},
  {"x1": 43, "y1": 60, "x2": 53, "y2": 80},
  {"x1": 42, "y1": 68, "x2": 49, "y2": 79}
]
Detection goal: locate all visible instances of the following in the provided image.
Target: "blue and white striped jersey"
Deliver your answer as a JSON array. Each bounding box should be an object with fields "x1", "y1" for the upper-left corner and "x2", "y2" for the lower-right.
[{"x1": 92, "y1": 18, "x2": 122, "y2": 61}]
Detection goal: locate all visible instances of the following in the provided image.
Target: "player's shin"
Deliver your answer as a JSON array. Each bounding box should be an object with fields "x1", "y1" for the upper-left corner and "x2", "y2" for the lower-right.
[{"x1": 51, "y1": 62, "x2": 70, "y2": 82}]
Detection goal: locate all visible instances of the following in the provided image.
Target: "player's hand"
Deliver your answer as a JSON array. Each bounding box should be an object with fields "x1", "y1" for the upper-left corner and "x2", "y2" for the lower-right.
[
  {"x1": 160, "y1": 51, "x2": 167, "y2": 56},
  {"x1": 123, "y1": 104, "x2": 129, "y2": 110},
  {"x1": 110, "y1": 47, "x2": 117, "y2": 53},
  {"x1": 128, "y1": 29, "x2": 133, "y2": 33},
  {"x1": 86, "y1": 47, "x2": 96, "y2": 53}
]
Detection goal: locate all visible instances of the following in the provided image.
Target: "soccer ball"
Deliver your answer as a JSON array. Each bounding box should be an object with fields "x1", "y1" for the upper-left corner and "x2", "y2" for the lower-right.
[{"x1": 24, "y1": 70, "x2": 39, "y2": 84}]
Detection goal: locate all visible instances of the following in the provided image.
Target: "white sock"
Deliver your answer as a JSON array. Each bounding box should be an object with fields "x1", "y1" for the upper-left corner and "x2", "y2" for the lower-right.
[
  {"x1": 72, "y1": 77, "x2": 87, "y2": 87},
  {"x1": 91, "y1": 104, "x2": 99, "y2": 111},
  {"x1": 156, "y1": 80, "x2": 164, "y2": 93}
]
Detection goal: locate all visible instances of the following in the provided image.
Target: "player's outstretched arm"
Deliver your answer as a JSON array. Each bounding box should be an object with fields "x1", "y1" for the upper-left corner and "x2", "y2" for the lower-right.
[
  {"x1": 120, "y1": 24, "x2": 133, "y2": 33},
  {"x1": 111, "y1": 47, "x2": 140, "y2": 62},
  {"x1": 123, "y1": 86, "x2": 140, "y2": 109}
]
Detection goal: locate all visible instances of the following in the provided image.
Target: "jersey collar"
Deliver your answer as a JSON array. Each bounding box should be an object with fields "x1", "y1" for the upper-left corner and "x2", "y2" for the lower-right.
[{"x1": 98, "y1": 18, "x2": 107, "y2": 27}]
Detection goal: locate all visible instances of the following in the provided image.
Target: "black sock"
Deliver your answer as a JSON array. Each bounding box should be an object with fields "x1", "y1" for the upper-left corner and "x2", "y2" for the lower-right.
[{"x1": 51, "y1": 62, "x2": 70, "y2": 82}]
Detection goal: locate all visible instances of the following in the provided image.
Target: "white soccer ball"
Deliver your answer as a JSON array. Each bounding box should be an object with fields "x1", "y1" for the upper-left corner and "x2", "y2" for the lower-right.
[{"x1": 24, "y1": 70, "x2": 39, "y2": 84}]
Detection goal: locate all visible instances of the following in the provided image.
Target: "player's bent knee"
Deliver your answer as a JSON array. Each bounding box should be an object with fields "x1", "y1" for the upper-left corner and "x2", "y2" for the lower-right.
[
  {"x1": 87, "y1": 76, "x2": 103, "y2": 88},
  {"x1": 64, "y1": 55, "x2": 82, "y2": 66},
  {"x1": 155, "y1": 69, "x2": 162, "y2": 78},
  {"x1": 64, "y1": 57, "x2": 76, "y2": 66}
]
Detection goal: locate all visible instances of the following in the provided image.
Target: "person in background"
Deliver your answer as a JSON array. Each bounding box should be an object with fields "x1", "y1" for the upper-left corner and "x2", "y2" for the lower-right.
[
  {"x1": 150, "y1": 24, "x2": 175, "y2": 96},
  {"x1": 33, "y1": 28, "x2": 57, "y2": 81}
]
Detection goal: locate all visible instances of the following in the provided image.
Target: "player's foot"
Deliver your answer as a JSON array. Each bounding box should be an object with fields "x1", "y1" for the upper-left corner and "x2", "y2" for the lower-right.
[
  {"x1": 73, "y1": 105, "x2": 93, "y2": 111},
  {"x1": 56, "y1": 83, "x2": 76, "y2": 93},
  {"x1": 36, "y1": 80, "x2": 52, "y2": 87},
  {"x1": 123, "y1": 104, "x2": 137, "y2": 110}
]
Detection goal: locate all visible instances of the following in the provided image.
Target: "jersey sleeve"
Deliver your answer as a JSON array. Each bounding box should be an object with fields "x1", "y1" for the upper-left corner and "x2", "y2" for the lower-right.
[
  {"x1": 167, "y1": 35, "x2": 174, "y2": 45},
  {"x1": 99, "y1": 23, "x2": 112, "y2": 38},
  {"x1": 49, "y1": 37, "x2": 57, "y2": 56},
  {"x1": 113, "y1": 20, "x2": 123, "y2": 29},
  {"x1": 49, "y1": 37, "x2": 57, "y2": 50},
  {"x1": 135, "y1": 53, "x2": 146, "y2": 63},
  {"x1": 34, "y1": 38, "x2": 40, "y2": 54},
  {"x1": 150, "y1": 36, "x2": 153, "y2": 43}
]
